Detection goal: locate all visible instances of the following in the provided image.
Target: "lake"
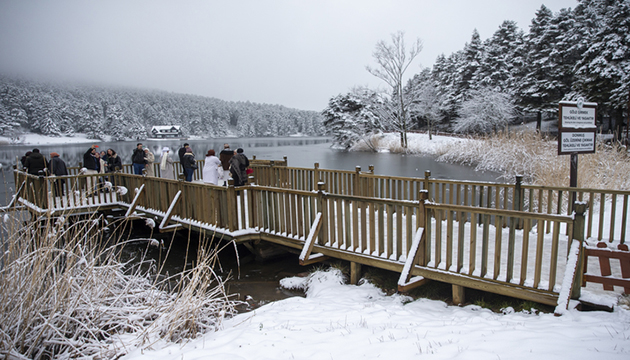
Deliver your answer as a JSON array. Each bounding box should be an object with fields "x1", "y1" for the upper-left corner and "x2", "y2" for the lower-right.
[{"x1": 0, "y1": 136, "x2": 500, "y2": 205}]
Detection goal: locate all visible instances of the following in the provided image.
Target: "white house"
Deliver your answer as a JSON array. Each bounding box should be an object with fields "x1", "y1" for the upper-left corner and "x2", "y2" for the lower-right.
[{"x1": 150, "y1": 125, "x2": 183, "y2": 138}]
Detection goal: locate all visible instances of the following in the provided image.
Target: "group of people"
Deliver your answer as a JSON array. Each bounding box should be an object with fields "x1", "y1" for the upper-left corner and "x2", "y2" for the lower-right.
[
  {"x1": 21, "y1": 149, "x2": 71, "y2": 196},
  {"x1": 164, "y1": 142, "x2": 250, "y2": 185},
  {"x1": 19, "y1": 142, "x2": 252, "y2": 193}
]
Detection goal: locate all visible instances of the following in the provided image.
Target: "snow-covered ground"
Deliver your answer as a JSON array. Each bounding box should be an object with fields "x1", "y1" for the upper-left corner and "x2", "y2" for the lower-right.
[
  {"x1": 353, "y1": 131, "x2": 473, "y2": 156},
  {"x1": 120, "y1": 268, "x2": 630, "y2": 360},
  {"x1": 6, "y1": 131, "x2": 630, "y2": 359},
  {"x1": 0, "y1": 133, "x2": 104, "y2": 145}
]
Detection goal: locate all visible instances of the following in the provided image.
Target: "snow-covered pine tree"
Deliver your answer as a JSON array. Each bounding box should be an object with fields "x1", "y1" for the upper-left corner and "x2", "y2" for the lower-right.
[
  {"x1": 107, "y1": 105, "x2": 126, "y2": 141},
  {"x1": 454, "y1": 29, "x2": 484, "y2": 103},
  {"x1": 573, "y1": 0, "x2": 630, "y2": 139},
  {"x1": 322, "y1": 88, "x2": 383, "y2": 149},
  {"x1": 474, "y1": 20, "x2": 524, "y2": 95},
  {"x1": 29, "y1": 95, "x2": 61, "y2": 136}
]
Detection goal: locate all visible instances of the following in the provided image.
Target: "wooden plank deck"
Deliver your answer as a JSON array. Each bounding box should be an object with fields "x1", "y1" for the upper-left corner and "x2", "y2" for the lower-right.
[{"x1": 7, "y1": 166, "x2": 628, "y2": 307}]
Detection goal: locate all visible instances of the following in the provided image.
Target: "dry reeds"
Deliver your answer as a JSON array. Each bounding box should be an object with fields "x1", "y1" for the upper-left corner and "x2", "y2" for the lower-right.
[
  {"x1": 0, "y1": 209, "x2": 237, "y2": 359},
  {"x1": 437, "y1": 130, "x2": 630, "y2": 190}
]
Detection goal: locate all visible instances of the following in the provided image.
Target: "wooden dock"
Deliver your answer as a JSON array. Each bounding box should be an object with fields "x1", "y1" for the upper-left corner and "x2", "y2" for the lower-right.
[{"x1": 5, "y1": 158, "x2": 630, "y2": 310}]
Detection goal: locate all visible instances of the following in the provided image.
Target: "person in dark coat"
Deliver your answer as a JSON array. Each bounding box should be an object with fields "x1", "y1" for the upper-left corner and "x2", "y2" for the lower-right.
[
  {"x1": 178, "y1": 143, "x2": 189, "y2": 163},
  {"x1": 20, "y1": 151, "x2": 32, "y2": 170},
  {"x1": 83, "y1": 145, "x2": 100, "y2": 192},
  {"x1": 131, "y1": 143, "x2": 145, "y2": 175},
  {"x1": 24, "y1": 149, "x2": 48, "y2": 176},
  {"x1": 49, "y1": 152, "x2": 68, "y2": 196},
  {"x1": 106, "y1": 148, "x2": 122, "y2": 172},
  {"x1": 229, "y1": 148, "x2": 249, "y2": 186},
  {"x1": 181, "y1": 146, "x2": 197, "y2": 182},
  {"x1": 219, "y1": 143, "x2": 234, "y2": 186}
]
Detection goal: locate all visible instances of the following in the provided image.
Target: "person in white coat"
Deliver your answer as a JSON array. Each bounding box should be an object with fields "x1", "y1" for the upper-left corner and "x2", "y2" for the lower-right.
[
  {"x1": 159, "y1": 147, "x2": 175, "y2": 180},
  {"x1": 202, "y1": 149, "x2": 222, "y2": 185}
]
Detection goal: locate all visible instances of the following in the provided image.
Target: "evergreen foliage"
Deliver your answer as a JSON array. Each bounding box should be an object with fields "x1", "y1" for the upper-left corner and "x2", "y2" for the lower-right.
[
  {"x1": 329, "y1": 0, "x2": 629, "y2": 139},
  {"x1": 322, "y1": 88, "x2": 384, "y2": 149},
  {"x1": 0, "y1": 77, "x2": 325, "y2": 139}
]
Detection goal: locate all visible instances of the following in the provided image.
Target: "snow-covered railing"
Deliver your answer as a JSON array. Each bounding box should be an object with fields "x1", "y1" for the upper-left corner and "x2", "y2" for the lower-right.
[
  {"x1": 249, "y1": 163, "x2": 630, "y2": 245},
  {"x1": 8, "y1": 169, "x2": 595, "y2": 306},
  {"x1": 13, "y1": 170, "x2": 122, "y2": 211}
]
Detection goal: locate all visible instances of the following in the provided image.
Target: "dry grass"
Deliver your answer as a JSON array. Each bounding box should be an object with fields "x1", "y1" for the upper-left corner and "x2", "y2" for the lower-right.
[
  {"x1": 0, "y1": 209, "x2": 238, "y2": 359},
  {"x1": 437, "y1": 130, "x2": 630, "y2": 190}
]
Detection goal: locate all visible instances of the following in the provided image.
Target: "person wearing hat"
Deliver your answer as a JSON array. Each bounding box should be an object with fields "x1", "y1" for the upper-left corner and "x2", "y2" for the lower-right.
[
  {"x1": 159, "y1": 147, "x2": 175, "y2": 180},
  {"x1": 49, "y1": 152, "x2": 68, "y2": 196},
  {"x1": 131, "y1": 143, "x2": 145, "y2": 175}
]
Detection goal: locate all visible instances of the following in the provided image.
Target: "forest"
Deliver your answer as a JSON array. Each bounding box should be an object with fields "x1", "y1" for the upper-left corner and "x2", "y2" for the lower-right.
[
  {"x1": 0, "y1": 76, "x2": 325, "y2": 141},
  {"x1": 323, "y1": 0, "x2": 629, "y2": 148}
]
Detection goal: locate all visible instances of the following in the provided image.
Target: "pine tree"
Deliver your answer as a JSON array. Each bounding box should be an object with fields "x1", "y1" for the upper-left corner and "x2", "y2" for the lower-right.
[
  {"x1": 454, "y1": 29, "x2": 484, "y2": 102},
  {"x1": 573, "y1": 0, "x2": 630, "y2": 110},
  {"x1": 322, "y1": 88, "x2": 383, "y2": 149},
  {"x1": 30, "y1": 95, "x2": 61, "y2": 136},
  {"x1": 474, "y1": 21, "x2": 524, "y2": 94}
]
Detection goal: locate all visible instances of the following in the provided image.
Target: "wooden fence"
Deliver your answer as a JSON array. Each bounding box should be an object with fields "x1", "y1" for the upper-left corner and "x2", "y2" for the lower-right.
[
  {"x1": 9, "y1": 160, "x2": 623, "y2": 306},
  {"x1": 249, "y1": 163, "x2": 629, "y2": 245}
]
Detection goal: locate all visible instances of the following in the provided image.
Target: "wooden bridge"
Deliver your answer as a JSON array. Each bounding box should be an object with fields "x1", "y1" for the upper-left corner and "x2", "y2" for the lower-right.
[{"x1": 5, "y1": 157, "x2": 630, "y2": 311}]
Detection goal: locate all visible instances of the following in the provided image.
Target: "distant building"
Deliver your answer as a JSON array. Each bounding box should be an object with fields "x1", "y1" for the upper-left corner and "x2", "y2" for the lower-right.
[{"x1": 150, "y1": 125, "x2": 183, "y2": 138}]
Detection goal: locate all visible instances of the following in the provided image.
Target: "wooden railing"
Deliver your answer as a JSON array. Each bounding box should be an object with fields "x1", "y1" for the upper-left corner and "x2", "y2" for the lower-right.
[
  {"x1": 8, "y1": 169, "x2": 594, "y2": 305},
  {"x1": 249, "y1": 163, "x2": 629, "y2": 244},
  {"x1": 242, "y1": 183, "x2": 579, "y2": 304}
]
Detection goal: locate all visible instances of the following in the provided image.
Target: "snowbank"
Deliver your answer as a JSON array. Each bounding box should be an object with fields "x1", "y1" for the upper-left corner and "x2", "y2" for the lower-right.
[
  {"x1": 353, "y1": 132, "x2": 473, "y2": 156},
  {"x1": 0, "y1": 133, "x2": 107, "y2": 145},
  {"x1": 121, "y1": 268, "x2": 630, "y2": 359}
]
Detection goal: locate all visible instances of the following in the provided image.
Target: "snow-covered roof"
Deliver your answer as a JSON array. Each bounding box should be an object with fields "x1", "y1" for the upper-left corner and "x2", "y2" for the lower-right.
[{"x1": 151, "y1": 126, "x2": 181, "y2": 131}]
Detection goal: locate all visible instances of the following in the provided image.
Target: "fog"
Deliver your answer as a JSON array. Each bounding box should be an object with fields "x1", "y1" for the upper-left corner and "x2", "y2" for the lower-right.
[{"x1": 0, "y1": 0, "x2": 577, "y2": 111}]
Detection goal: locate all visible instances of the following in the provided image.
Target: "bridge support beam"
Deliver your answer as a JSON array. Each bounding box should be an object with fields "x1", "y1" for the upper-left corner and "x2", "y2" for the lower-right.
[
  {"x1": 452, "y1": 284, "x2": 466, "y2": 305},
  {"x1": 350, "y1": 262, "x2": 362, "y2": 285}
]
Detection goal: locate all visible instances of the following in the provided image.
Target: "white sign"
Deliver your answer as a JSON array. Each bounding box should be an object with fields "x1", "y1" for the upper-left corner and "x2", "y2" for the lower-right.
[
  {"x1": 560, "y1": 106, "x2": 596, "y2": 129},
  {"x1": 560, "y1": 132, "x2": 595, "y2": 153}
]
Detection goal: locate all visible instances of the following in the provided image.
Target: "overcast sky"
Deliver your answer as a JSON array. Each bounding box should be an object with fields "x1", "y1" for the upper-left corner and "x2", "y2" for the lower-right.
[{"x1": 0, "y1": 0, "x2": 578, "y2": 111}]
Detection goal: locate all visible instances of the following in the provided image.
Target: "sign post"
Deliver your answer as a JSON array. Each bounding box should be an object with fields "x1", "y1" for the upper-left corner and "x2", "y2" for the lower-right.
[{"x1": 558, "y1": 99, "x2": 597, "y2": 208}]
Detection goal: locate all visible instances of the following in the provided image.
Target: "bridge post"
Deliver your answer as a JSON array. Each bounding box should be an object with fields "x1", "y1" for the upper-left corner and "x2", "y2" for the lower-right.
[
  {"x1": 270, "y1": 160, "x2": 276, "y2": 187},
  {"x1": 571, "y1": 202, "x2": 587, "y2": 300},
  {"x1": 515, "y1": 175, "x2": 524, "y2": 229},
  {"x1": 354, "y1": 166, "x2": 361, "y2": 197},
  {"x1": 317, "y1": 181, "x2": 327, "y2": 246},
  {"x1": 313, "y1": 163, "x2": 320, "y2": 191},
  {"x1": 424, "y1": 170, "x2": 432, "y2": 200},
  {"x1": 367, "y1": 165, "x2": 375, "y2": 197},
  {"x1": 417, "y1": 190, "x2": 429, "y2": 269},
  {"x1": 227, "y1": 179, "x2": 237, "y2": 231},
  {"x1": 452, "y1": 284, "x2": 465, "y2": 305},
  {"x1": 350, "y1": 262, "x2": 362, "y2": 285}
]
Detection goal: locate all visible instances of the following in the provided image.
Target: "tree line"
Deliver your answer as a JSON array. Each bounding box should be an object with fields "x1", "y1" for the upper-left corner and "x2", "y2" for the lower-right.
[
  {"x1": 324, "y1": 0, "x2": 629, "y2": 148},
  {"x1": 0, "y1": 76, "x2": 325, "y2": 140}
]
